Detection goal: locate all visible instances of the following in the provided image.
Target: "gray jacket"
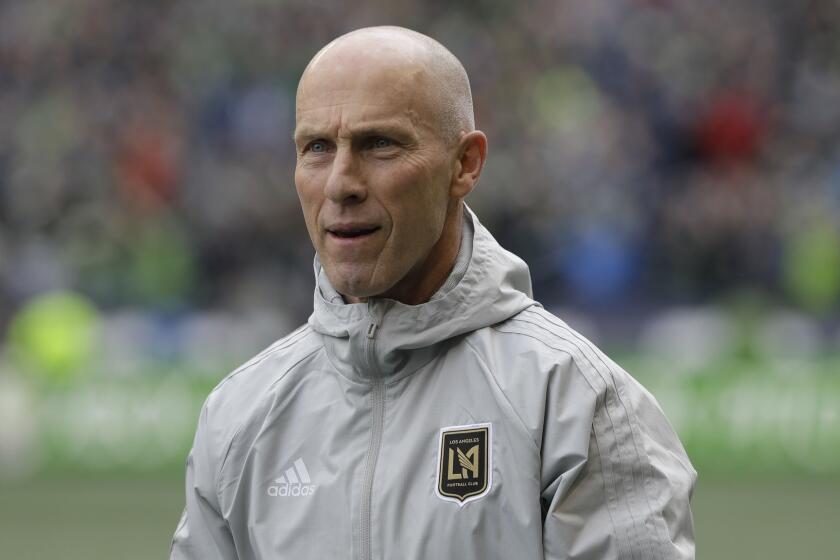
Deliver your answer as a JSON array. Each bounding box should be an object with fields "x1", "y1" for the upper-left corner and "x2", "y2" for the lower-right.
[{"x1": 171, "y1": 209, "x2": 696, "y2": 560}]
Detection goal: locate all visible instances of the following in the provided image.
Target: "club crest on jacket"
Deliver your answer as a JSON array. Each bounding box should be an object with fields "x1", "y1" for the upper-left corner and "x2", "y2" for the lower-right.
[{"x1": 436, "y1": 423, "x2": 492, "y2": 506}]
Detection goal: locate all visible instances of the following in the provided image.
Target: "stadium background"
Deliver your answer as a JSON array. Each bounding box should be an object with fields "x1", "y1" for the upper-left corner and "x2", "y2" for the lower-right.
[{"x1": 1, "y1": 0, "x2": 838, "y2": 557}]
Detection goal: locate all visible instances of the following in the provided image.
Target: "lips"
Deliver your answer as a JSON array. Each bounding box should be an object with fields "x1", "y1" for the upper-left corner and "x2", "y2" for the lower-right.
[{"x1": 326, "y1": 224, "x2": 381, "y2": 239}]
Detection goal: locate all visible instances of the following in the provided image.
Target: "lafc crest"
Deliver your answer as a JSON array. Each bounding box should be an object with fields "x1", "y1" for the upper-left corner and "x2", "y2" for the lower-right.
[{"x1": 436, "y1": 423, "x2": 492, "y2": 505}]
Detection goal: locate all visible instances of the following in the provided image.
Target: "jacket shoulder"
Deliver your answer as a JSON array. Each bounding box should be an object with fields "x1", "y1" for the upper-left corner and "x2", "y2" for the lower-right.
[
  {"x1": 488, "y1": 305, "x2": 621, "y2": 395},
  {"x1": 494, "y1": 305, "x2": 697, "y2": 471}
]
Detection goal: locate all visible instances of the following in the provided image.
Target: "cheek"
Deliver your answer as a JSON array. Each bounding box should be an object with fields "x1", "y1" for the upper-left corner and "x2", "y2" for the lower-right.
[
  {"x1": 294, "y1": 176, "x2": 324, "y2": 242},
  {"x1": 382, "y1": 172, "x2": 449, "y2": 248},
  {"x1": 295, "y1": 170, "x2": 321, "y2": 215}
]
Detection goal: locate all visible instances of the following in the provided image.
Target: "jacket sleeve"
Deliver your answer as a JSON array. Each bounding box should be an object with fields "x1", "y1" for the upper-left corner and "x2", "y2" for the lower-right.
[
  {"x1": 541, "y1": 358, "x2": 696, "y2": 559},
  {"x1": 170, "y1": 399, "x2": 238, "y2": 560}
]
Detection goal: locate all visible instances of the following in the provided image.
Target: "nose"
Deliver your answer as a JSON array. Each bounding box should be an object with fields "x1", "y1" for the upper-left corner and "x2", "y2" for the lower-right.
[{"x1": 324, "y1": 146, "x2": 366, "y2": 205}]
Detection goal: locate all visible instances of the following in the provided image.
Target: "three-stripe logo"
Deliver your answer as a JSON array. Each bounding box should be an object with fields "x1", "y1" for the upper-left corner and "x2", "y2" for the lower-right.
[{"x1": 267, "y1": 458, "x2": 317, "y2": 497}]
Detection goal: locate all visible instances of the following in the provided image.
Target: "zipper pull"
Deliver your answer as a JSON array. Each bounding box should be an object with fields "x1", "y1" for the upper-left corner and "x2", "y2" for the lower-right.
[{"x1": 366, "y1": 321, "x2": 379, "y2": 339}]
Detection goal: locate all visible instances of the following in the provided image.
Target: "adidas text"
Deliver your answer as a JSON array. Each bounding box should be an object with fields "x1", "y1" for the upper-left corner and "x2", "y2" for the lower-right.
[
  {"x1": 267, "y1": 483, "x2": 317, "y2": 497},
  {"x1": 267, "y1": 457, "x2": 317, "y2": 498}
]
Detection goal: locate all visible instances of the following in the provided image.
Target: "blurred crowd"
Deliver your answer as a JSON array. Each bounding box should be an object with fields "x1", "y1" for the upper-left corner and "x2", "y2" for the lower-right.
[{"x1": 1, "y1": 0, "x2": 839, "y2": 342}]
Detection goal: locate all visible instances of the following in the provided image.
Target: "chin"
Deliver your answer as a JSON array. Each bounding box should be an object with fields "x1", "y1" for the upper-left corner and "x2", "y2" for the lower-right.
[{"x1": 327, "y1": 267, "x2": 388, "y2": 300}]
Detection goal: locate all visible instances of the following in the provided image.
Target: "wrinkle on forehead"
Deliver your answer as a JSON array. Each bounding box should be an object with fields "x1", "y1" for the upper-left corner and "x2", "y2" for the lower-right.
[
  {"x1": 298, "y1": 68, "x2": 424, "y2": 109},
  {"x1": 299, "y1": 58, "x2": 425, "y2": 107},
  {"x1": 294, "y1": 102, "x2": 432, "y2": 153}
]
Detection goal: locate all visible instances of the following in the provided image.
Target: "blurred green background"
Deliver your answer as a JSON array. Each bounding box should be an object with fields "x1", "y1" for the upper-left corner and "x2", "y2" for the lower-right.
[{"x1": 1, "y1": 0, "x2": 839, "y2": 558}]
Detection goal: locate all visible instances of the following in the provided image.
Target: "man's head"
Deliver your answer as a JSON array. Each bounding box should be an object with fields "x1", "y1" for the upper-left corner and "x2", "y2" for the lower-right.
[{"x1": 294, "y1": 26, "x2": 487, "y2": 305}]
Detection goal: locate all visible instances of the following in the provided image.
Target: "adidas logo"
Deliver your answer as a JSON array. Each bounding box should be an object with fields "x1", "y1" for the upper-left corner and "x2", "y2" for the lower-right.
[{"x1": 267, "y1": 458, "x2": 318, "y2": 497}]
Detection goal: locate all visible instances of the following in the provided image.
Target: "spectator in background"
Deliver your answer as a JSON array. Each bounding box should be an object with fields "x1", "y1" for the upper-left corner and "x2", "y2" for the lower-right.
[{"x1": 1, "y1": 0, "x2": 838, "y2": 354}]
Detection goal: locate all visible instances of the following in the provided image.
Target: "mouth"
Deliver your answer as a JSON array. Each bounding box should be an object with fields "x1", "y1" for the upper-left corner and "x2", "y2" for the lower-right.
[{"x1": 326, "y1": 225, "x2": 381, "y2": 240}]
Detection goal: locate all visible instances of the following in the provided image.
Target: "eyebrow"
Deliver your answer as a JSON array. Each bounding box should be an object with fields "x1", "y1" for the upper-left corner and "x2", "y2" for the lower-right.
[{"x1": 293, "y1": 120, "x2": 417, "y2": 144}]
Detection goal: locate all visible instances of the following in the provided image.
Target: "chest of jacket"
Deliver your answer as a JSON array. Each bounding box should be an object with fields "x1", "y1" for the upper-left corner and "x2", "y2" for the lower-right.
[{"x1": 218, "y1": 341, "x2": 546, "y2": 560}]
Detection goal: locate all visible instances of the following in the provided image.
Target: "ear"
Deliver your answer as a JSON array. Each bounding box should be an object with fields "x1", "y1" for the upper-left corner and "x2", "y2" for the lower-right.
[{"x1": 451, "y1": 130, "x2": 487, "y2": 199}]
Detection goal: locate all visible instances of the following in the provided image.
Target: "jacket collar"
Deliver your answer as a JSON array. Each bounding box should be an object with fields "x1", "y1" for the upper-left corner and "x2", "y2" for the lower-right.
[{"x1": 307, "y1": 206, "x2": 536, "y2": 383}]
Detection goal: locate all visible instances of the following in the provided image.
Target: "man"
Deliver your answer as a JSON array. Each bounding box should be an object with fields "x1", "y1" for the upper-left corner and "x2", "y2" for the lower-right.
[{"x1": 171, "y1": 26, "x2": 696, "y2": 560}]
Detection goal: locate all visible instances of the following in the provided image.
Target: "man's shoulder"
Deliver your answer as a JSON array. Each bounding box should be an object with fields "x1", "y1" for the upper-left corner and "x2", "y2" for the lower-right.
[
  {"x1": 489, "y1": 305, "x2": 592, "y2": 356},
  {"x1": 481, "y1": 305, "x2": 630, "y2": 393},
  {"x1": 203, "y1": 323, "x2": 322, "y2": 417}
]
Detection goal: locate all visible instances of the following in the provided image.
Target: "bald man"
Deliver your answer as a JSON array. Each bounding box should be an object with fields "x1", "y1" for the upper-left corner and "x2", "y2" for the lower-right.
[{"x1": 171, "y1": 27, "x2": 696, "y2": 560}]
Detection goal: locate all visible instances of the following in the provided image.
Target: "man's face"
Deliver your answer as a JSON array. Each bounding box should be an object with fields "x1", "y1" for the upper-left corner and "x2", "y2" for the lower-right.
[{"x1": 294, "y1": 53, "x2": 456, "y2": 301}]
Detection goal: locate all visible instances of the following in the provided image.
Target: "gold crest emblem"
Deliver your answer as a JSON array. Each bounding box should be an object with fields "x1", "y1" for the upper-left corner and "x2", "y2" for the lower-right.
[{"x1": 436, "y1": 423, "x2": 492, "y2": 505}]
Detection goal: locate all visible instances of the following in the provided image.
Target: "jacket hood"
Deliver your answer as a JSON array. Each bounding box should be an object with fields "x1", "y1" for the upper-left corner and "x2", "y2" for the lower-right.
[{"x1": 307, "y1": 206, "x2": 537, "y2": 382}]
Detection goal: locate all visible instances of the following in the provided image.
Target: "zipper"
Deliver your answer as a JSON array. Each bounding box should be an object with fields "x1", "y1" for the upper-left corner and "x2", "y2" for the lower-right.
[{"x1": 359, "y1": 301, "x2": 385, "y2": 560}]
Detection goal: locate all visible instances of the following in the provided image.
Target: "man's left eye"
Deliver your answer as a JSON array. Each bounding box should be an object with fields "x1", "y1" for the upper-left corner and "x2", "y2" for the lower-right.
[{"x1": 371, "y1": 137, "x2": 393, "y2": 149}]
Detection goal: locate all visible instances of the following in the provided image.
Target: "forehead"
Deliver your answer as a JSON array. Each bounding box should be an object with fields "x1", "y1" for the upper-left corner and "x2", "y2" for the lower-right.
[
  {"x1": 295, "y1": 53, "x2": 436, "y2": 137},
  {"x1": 295, "y1": 95, "x2": 420, "y2": 140}
]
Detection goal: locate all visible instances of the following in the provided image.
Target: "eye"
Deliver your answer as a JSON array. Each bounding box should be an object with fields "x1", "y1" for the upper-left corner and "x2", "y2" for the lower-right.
[
  {"x1": 308, "y1": 140, "x2": 328, "y2": 153},
  {"x1": 369, "y1": 137, "x2": 394, "y2": 149}
]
